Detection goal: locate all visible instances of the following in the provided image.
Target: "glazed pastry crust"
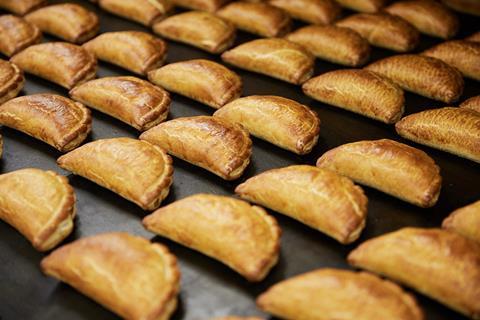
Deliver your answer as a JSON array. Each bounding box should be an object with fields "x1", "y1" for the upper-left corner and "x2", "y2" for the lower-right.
[
  {"x1": 0, "y1": 168, "x2": 75, "y2": 251},
  {"x1": 83, "y1": 31, "x2": 167, "y2": 75},
  {"x1": 217, "y1": 2, "x2": 291, "y2": 38},
  {"x1": 441, "y1": 0, "x2": 480, "y2": 16},
  {"x1": 153, "y1": 11, "x2": 236, "y2": 54},
  {"x1": 172, "y1": 0, "x2": 230, "y2": 12},
  {"x1": 69, "y1": 76, "x2": 170, "y2": 131},
  {"x1": 0, "y1": 60, "x2": 25, "y2": 105},
  {"x1": 395, "y1": 107, "x2": 480, "y2": 163},
  {"x1": 317, "y1": 139, "x2": 441, "y2": 208},
  {"x1": 140, "y1": 116, "x2": 252, "y2": 180},
  {"x1": 302, "y1": 69, "x2": 404, "y2": 123},
  {"x1": 57, "y1": 138, "x2": 174, "y2": 210},
  {"x1": 0, "y1": 0, "x2": 46, "y2": 15},
  {"x1": 336, "y1": 13, "x2": 420, "y2": 52},
  {"x1": 0, "y1": 15, "x2": 42, "y2": 57},
  {"x1": 41, "y1": 232, "x2": 180, "y2": 320},
  {"x1": 148, "y1": 59, "x2": 242, "y2": 109},
  {"x1": 385, "y1": 0, "x2": 459, "y2": 39},
  {"x1": 10, "y1": 42, "x2": 97, "y2": 89},
  {"x1": 143, "y1": 194, "x2": 281, "y2": 282},
  {"x1": 25, "y1": 3, "x2": 99, "y2": 44},
  {"x1": 443, "y1": 200, "x2": 480, "y2": 244},
  {"x1": 268, "y1": 0, "x2": 341, "y2": 25},
  {"x1": 285, "y1": 25, "x2": 370, "y2": 67},
  {"x1": 348, "y1": 228, "x2": 480, "y2": 319},
  {"x1": 221, "y1": 38, "x2": 315, "y2": 85},
  {"x1": 214, "y1": 95, "x2": 320, "y2": 154},
  {"x1": 335, "y1": 0, "x2": 387, "y2": 13},
  {"x1": 0, "y1": 94, "x2": 91, "y2": 152},
  {"x1": 98, "y1": 0, "x2": 173, "y2": 26},
  {"x1": 365, "y1": 54, "x2": 464, "y2": 103},
  {"x1": 257, "y1": 268, "x2": 424, "y2": 320},
  {"x1": 460, "y1": 95, "x2": 480, "y2": 113},
  {"x1": 235, "y1": 165, "x2": 368, "y2": 244},
  {"x1": 423, "y1": 40, "x2": 480, "y2": 81},
  {"x1": 467, "y1": 32, "x2": 480, "y2": 42}
]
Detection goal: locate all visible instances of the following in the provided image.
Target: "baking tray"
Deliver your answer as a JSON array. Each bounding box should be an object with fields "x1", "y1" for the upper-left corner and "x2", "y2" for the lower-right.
[{"x1": 0, "y1": 1, "x2": 479, "y2": 319}]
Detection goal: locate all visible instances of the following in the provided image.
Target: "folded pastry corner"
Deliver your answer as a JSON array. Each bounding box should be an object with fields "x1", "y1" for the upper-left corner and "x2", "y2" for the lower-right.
[
  {"x1": 0, "y1": 60, "x2": 25, "y2": 105},
  {"x1": 143, "y1": 194, "x2": 281, "y2": 281},
  {"x1": 98, "y1": 0, "x2": 173, "y2": 26},
  {"x1": 0, "y1": 168, "x2": 76, "y2": 251},
  {"x1": 335, "y1": 0, "x2": 387, "y2": 12},
  {"x1": 41, "y1": 232, "x2": 180, "y2": 320},
  {"x1": 269, "y1": 0, "x2": 341, "y2": 25},
  {"x1": 443, "y1": 200, "x2": 480, "y2": 244},
  {"x1": 0, "y1": 15, "x2": 42, "y2": 57},
  {"x1": 460, "y1": 95, "x2": 480, "y2": 113},
  {"x1": 0, "y1": 0, "x2": 46, "y2": 15}
]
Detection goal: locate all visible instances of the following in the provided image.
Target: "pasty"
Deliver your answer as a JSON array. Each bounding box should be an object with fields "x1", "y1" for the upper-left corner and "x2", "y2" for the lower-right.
[
  {"x1": 423, "y1": 40, "x2": 480, "y2": 81},
  {"x1": 221, "y1": 38, "x2": 314, "y2": 85},
  {"x1": 98, "y1": 0, "x2": 173, "y2": 26},
  {"x1": 213, "y1": 95, "x2": 320, "y2": 154},
  {"x1": 0, "y1": 60, "x2": 25, "y2": 105},
  {"x1": 348, "y1": 227, "x2": 480, "y2": 319},
  {"x1": 83, "y1": 31, "x2": 166, "y2": 75},
  {"x1": 0, "y1": 94, "x2": 91, "y2": 152},
  {"x1": 365, "y1": 54, "x2": 464, "y2": 103},
  {"x1": 172, "y1": 0, "x2": 230, "y2": 12},
  {"x1": 257, "y1": 268, "x2": 424, "y2": 320},
  {"x1": 336, "y1": 13, "x2": 420, "y2": 52},
  {"x1": 334, "y1": 0, "x2": 387, "y2": 13},
  {"x1": 302, "y1": 69, "x2": 404, "y2": 123},
  {"x1": 0, "y1": 0, "x2": 46, "y2": 15},
  {"x1": 143, "y1": 194, "x2": 281, "y2": 281},
  {"x1": 269, "y1": 0, "x2": 341, "y2": 25},
  {"x1": 57, "y1": 138, "x2": 173, "y2": 210},
  {"x1": 0, "y1": 15, "x2": 41, "y2": 57},
  {"x1": 460, "y1": 95, "x2": 480, "y2": 113},
  {"x1": 41, "y1": 232, "x2": 180, "y2": 320},
  {"x1": 140, "y1": 116, "x2": 252, "y2": 180},
  {"x1": 10, "y1": 42, "x2": 97, "y2": 89},
  {"x1": 441, "y1": 0, "x2": 480, "y2": 16},
  {"x1": 285, "y1": 25, "x2": 370, "y2": 67},
  {"x1": 385, "y1": 0, "x2": 459, "y2": 39},
  {"x1": 467, "y1": 32, "x2": 480, "y2": 42},
  {"x1": 69, "y1": 76, "x2": 170, "y2": 131},
  {"x1": 217, "y1": 2, "x2": 291, "y2": 38},
  {"x1": 316, "y1": 139, "x2": 442, "y2": 208},
  {"x1": 395, "y1": 107, "x2": 480, "y2": 163},
  {"x1": 152, "y1": 11, "x2": 235, "y2": 54},
  {"x1": 0, "y1": 168, "x2": 75, "y2": 251},
  {"x1": 235, "y1": 165, "x2": 368, "y2": 244},
  {"x1": 147, "y1": 59, "x2": 242, "y2": 109},
  {"x1": 443, "y1": 200, "x2": 480, "y2": 244}
]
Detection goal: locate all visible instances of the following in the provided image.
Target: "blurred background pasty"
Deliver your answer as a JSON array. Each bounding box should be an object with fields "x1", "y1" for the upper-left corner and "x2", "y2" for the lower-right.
[
  {"x1": 335, "y1": 0, "x2": 387, "y2": 12},
  {"x1": 98, "y1": 0, "x2": 173, "y2": 26},
  {"x1": 443, "y1": 200, "x2": 480, "y2": 244},
  {"x1": 269, "y1": 0, "x2": 341, "y2": 25},
  {"x1": 0, "y1": 0, "x2": 46, "y2": 15},
  {"x1": 172, "y1": 0, "x2": 231, "y2": 12}
]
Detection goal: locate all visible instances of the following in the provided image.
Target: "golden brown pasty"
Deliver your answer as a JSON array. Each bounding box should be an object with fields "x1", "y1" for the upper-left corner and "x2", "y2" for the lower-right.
[
  {"x1": 57, "y1": 138, "x2": 173, "y2": 210},
  {"x1": 69, "y1": 76, "x2": 170, "y2": 131},
  {"x1": 83, "y1": 31, "x2": 166, "y2": 75},
  {"x1": 385, "y1": 0, "x2": 458, "y2": 39},
  {"x1": 10, "y1": 42, "x2": 97, "y2": 89},
  {"x1": 441, "y1": 0, "x2": 480, "y2": 16},
  {"x1": 302, "y1": 69, "x2": 404, "y2": 123},
  {"x1": 0, "y1": 134, "x2": 2, "y2": 159},
  {"x1": 268, "y1": 0, "x2": 341, "y2": 25},
  {"x1": 316, "y1": 139, "x2": 441, "y2": 208},
  {"x1": 348, "y1": 227, "x2": 480, "y2": 319},
  {"x1": 235, "y1": 165, "x2": 368, "y2": 244},
  {"x1": 423, "y1": 40, "x2": 480, "y2": 81},
  {"x1": 336, "y1": 13, "x2": 420, "y2": 52},
  {"x1": 0, "y1": 15, "x2": 41, "y2": 57},
  {"x1": 0, "y1": 168, "x2": 75, "y2": 251},
  {"x1": 0, "y1": 60, "x2": 24, "y2": 105},
  {"x1": 0, "y1": 94, "x2": 91, "y2": 152},
  {"x1": 172, "y1": 0, "x2": 231, "y2": 12},
  {"x1": 25, "y1": 3, "x2": 99, "y2": 44},
  {"x1": 222, "y1": 38, "x2": 314, "y2": 85},
  {"x1": 460, "y1": 95, "x2": 480, "y2": 113},
  {"x1": 467, "y1": 31, "x2": 480, "y2": 42},
  {"x1": 365, "y1": 54, "x2": 464, "y2": 103},
  {"x1": 214, "y1": 95, "x2": 320, "y2": 154},
  {"x1": 257, "y1": 268, "x2": 424, "y2": 320},
  {"x1": 152, "y1": 11, "x2": 236, "y2": 54},
  {"x1": 41, "y1": 232, "x2": 180, "y2": 320},
  {"x1": 285, "y1": 25, "x2": 370, "y2": 67},
  {"x1": 147, "y1": 59, "x2": 242, "y2": 109},
  {"x1": 396, "y1": 107, "x2": 480, "y2": 163},
  {"x1": 217, "y1": 2, "x2": 291, "y2": 38},
  {"x1": 140, "y1": 116, "x2": 251, "y2": 180},
  {"x1": 443, "y1": 200, "x2": 480, "y2": 244},
  {"x1": 143, "y1": 194, "x2": 281, "y2": 281},
  {"x1": 335, "y1": 0, "x2": 387, "y2": 13},
  {"x1": 98, "y1": 0, "x2": 173, "y2": 26},
  {"x1": 0, "y1": 0, "x2": 46, "y2": 15}
]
